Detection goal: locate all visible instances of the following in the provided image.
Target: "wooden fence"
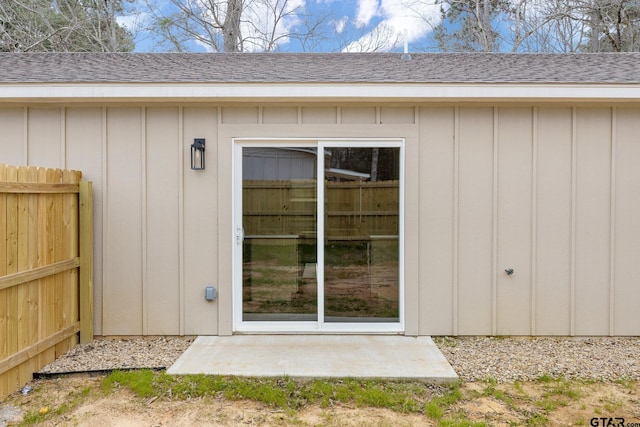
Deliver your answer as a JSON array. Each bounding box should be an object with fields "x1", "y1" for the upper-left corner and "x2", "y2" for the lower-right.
[
  {"x1": 0, "y1": 164, "x2": 93, "y2": 399},
  {"x1": 243, "y1": 180, "x2": 399, "y2": 238}
]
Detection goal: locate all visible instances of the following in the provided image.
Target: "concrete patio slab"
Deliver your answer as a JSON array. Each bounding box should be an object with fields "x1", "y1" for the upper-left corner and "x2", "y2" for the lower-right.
[{"x1": 167, "y1": 335, "x2": 458, "y2": 383}]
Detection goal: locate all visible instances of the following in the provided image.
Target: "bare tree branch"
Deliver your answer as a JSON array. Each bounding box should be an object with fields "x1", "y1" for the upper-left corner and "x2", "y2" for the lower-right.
[
  {"x1": 145, "y1": 0, "x2": 330, "y2": 52},
  {"x1": 0, "y1": 0, "x2": 135, "y2": 52}
]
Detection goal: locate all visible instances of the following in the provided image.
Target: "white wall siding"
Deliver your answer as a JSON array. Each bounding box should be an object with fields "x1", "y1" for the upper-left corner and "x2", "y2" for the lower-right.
[
  {"x1": 496, "y1": 108, "x2": 533, "y2": 335},
  {"x1": 65, "y1": 107, "x2": 105, "y2": 335},
  {"x1": 301, "y1": 107, "x2": 337, "y2": 124},
  {"x1": 415, "y1": 106, "x2": 640, "y2": 336},
  {"x1": 145, "y1": 108, "x2": 181, "y2": 335},
  {"x1": 457, "y1": 107, "x2": 495, "y2": 335},
  {"x1": 418, "y1": 107, "x2": 455, "y2": 335},
  {"x1": 28, "y1": 108, "x2": 62, "y2": 169},
  {"x1": 535, "y1": 108, "x2": 573, "y2": 335},
  {"x1": 2, "y1": 102, "x2": 640, "y2": 336},
  {"x1": 262, "y1": 107, "x2": 298, "y2": 124},
  {"x1": 341, "y1": 107, "x2": 376, "y2": 124},
  {"x1": 574, "y1": 108, "x2": 612, "y2": 336},
  {"x1": 104, "y1": 107, "x2": 144, "y2": 335},
  {"x1": 182, "y1": 107, "x2": 219, "y2": 335},
  {"x1": 614, "y1": 108, "x2": 640, "y2": 336},
  {"x1": 0, "y1": 108, "x2": 25, "y2": 165}
]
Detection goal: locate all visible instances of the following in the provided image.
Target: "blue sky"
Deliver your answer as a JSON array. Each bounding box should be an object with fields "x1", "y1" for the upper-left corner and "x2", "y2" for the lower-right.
[{"x1": 127, "y1": 0, "x2": 443, "y2": 52}]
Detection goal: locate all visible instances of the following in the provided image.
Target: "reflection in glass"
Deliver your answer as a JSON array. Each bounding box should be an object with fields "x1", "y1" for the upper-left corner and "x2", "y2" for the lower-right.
[
  {"x1": 242, "y1": 147, "x2": 317, "y2": 321},
  {"x1": 241, "y1": 145, "x2": 400, "y2": 324},
  {"x1": 324, "y1": 147, "x2": 400, "y2": 322}
]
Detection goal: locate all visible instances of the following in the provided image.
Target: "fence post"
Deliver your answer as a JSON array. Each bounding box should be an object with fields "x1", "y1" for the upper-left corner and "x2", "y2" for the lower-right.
[{"x1": 79, "y1": 181, "x2": 93, "y2": 344}]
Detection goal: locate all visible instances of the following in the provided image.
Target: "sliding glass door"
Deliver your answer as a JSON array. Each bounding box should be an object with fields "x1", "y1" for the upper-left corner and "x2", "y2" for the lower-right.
[
  {"x1": 241, "y1": 147, "x2": 318, "y2": 322},
  {"x1": 234, "y1": 140, "x2": 403, "y2": 332}
]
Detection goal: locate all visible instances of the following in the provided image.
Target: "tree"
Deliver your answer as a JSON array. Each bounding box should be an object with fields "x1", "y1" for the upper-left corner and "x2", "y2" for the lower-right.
[
  {"x1": 0, "y1": 0, "x2": 135, "y2": 52},
  {"x1": 513, "y1": 0, "x2": 640, "y2": 52},
  {"x1": 338, "y1": 21, "x2": 402, "y2": 52},
  {"x1": 504, "y1": 0, "x2": 590, "y2": 52},
  {"x1": 432, "y1": 0, "x2": 510, "y2": 51},
  {"x1": 582, "y1": 0, "x2": 640, "y2": 51},
  {"x1": 146, "y1": 0, "x2": 331, "y2": 52},
  {"x1": 428, "y1": 0, "x2": 640, "y2": 52}
]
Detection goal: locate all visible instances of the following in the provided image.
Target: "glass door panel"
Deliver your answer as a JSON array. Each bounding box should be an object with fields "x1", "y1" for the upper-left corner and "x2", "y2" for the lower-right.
[
  {"x1": 242, "y1": 147, "x2": 317, "y2": 321},
  {"x1": 237, "y1": 141, "x2": 402, "y2": 331},
  {"x1": 324, "y1": 147, "x2": 400, "y2": 322}
]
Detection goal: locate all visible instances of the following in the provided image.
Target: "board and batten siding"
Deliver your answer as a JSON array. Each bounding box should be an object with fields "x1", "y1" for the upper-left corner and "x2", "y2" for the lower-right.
[
  {"x1": 0, "y1": 105, "x2": 638, "y2": 336},
  {"x1": 416, "y1": 106, "x2": 640, "y2": 336}
]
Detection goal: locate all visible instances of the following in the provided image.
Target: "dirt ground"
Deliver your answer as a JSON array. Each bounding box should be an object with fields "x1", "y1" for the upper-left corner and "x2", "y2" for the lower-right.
[{"x1": 2, "y1": 375, "x2": 639, "y2": 426}]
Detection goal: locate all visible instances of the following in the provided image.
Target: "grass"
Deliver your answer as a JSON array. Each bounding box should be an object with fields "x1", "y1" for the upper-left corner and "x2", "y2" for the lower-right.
[
  {"x1": 100, "y1": 370, "x2": 463, "y2": 417},
  {"x1": 599, "y1": 395, "x2": 624, "y2": 412},
  {"x1": 20, "y1": 385, "x2": 94, "y2": 426},
  {"x1": 14, "y1": 371, "x2": 637, "y2": 426},
  {"x1": 536, "y1": 376, "x2": 582, "y2": 412},
  {"x1": 526, "y1": 413, "x2": 550, "y2": 426},
  {"x1": 614, "y1": 376, "x2": 636, "y2": 390},
  {"x1": 102, "y1": 371, "x2": 484, "y2": 426},
  {"x1": 504, "y1": 375, "x2": 584, "y2": 426}
]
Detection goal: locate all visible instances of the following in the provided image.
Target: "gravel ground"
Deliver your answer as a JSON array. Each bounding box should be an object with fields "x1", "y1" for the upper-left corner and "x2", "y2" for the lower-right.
[
  {"x1": 435, "y1": 336, "x2": 640, "y2": 382},
  {"x1": 39, "y1": 336, "x2": 640, "y2": 383},
  {"x1": 38, "y1": 337, "x2": 195, "y2": 374}
]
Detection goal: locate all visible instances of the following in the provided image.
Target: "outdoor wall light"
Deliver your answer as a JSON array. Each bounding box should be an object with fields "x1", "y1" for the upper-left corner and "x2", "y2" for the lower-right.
[{"x1": 191, "y1": 138, "x2": 206, "y2": 170}]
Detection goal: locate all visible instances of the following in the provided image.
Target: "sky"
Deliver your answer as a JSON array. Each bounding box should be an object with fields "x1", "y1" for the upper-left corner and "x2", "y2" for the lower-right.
[{"x1": 127, "y1": 0, "x2": 444, "y2": 53}]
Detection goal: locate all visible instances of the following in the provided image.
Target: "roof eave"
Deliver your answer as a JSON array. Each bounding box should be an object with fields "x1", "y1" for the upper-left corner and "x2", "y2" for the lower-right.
[{"x1": 1, "y1": 82, "x2": 639, "y2": 104}]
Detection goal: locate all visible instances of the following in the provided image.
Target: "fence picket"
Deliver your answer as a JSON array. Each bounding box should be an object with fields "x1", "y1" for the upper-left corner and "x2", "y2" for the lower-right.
[
  {"x1": 26, "y1": 166, "x2": 39, "y2": 378},
  {"x1": 0, "y1": 164, "x2": 7, "y2": 397},
  {"x1": 0, "y1": 164, "x2": 90, "y2": 399},
  {"x1": 16, "y1": 167, "x2": 31, "y2": 386},
  {"x1": 243, "y1": 180, "x2": 400, "y2": 237},
  {"x1": 6, "y1": 166, "x2": 20, "y2": 394}
]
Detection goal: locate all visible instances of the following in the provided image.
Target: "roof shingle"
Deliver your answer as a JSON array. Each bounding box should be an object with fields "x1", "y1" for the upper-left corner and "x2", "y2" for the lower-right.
[{"x1": 0, "y1": 52, "x2": 639, "y2": 84}]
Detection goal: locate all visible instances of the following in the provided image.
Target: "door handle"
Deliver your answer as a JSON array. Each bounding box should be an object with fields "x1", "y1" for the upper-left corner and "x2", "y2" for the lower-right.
[{"x1": 236, "y1": 226, "x2": 243, "y2": 245}]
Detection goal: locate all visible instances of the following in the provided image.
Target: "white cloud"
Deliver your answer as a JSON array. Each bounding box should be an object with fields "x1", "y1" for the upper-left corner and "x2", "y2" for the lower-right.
[
  {"x1": 116, "y1": 0, "x2": 148, "y2": 33},
  {"x1": 332, "y1": 16, "x2": 349, "y2": 34},
  {"x1": 116, "y1": 14, "x2": 140, "y2": 32},
  {"x1": 241, "y1": 0, "x2": 306, "y2": 51},
  {"x1": 354, "y1": 0, "x2": 380, "y2": 28},
  {"x1": 196, "y1": 0, "x2": 306, "y2": 52},
  {"x1": 345, "y1": 0, "x2": 441, "y2": 52}
]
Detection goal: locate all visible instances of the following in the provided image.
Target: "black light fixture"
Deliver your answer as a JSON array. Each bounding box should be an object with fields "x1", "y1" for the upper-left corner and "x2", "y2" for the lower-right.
[{"x1": 191, "y1": 138, "x2": 206, "y2": 170}]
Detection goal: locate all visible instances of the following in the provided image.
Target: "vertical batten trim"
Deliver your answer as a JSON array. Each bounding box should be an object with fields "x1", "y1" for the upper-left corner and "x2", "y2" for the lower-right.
[
  {"x1": 531, "y1": 107, "x2": 538, "y2": 335},
  {"x1": 258, "y1": 106, "x2": 263, "y2": 124},
  {"x1": 452, "y1": 107, "x2": 460, "y2": 336},
  {"x1": 376, "y1": 106, "x2": 381, "y2": 124},
  {"x1": 141, "y1": 107, "x2": 148, "y2": 335},
  {"x1": 101, "y1": 106, "x2": 108, "y2": 334},
  {"x1": 217, "y1": 107, "x2": 223, "y2": 333},
  {"x1": 178, "y1": 107, "x2": 185, "y2": 336},
  {"x1": 415, "y1": 107, "x2": 422, "y2": 333},
  {"x1": 570, "y1": 107, "x2": 577, "y2": 336},
  {"x1": 23, "y1": 107, "x2": 28, "y2": 165},
  {"x1": 492, "y1": 107, "x2": 499, "y2": 336},
  {"x1": 297, "y1": 106, "x2": 302, "y2": 124},
  {"x1": 609, "y1": 107, "x2": 617, "y2": 336},
  {"x1": 60, "y1": 107, "x2": 66, "y2": 168}
]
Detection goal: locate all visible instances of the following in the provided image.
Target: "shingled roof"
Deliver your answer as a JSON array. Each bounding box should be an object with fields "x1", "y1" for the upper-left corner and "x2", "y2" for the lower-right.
[{"x1": 1, "y1": 52, "x2": 639, "y2": 84}]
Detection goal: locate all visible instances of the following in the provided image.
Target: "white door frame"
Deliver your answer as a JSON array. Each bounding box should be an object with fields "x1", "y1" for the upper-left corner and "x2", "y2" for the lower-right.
[{"x1": 232, "y1": 138, "x2": 405, "y2": 333}]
